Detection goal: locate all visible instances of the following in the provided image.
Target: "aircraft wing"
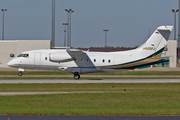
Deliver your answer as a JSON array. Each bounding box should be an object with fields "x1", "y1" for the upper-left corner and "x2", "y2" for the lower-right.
[
  {"x1": 66, "y1": 49, "x2": 95, "y2": 67},
  {"x1": 66, "y1": 49, "x2": 86, "y2": 56}
]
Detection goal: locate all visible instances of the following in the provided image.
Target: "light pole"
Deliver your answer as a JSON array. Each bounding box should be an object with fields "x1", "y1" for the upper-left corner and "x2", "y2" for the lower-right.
[
  {"x1": 51, "y1": 0, "x2": 55, "y2": 49},
  {"x1": 69, "y1": 10, "x2": 74, "y2": 48},
  {"x1": 1, "y1": 9, "x2": 7, "y2": 41},
  {"x1": 172, "y1": 9, "x2": 179, "y2": 40},
  {"x1": 103, "y1": 29, "x2": 109, "y2": 47},
  {"x1": 65, "y1": 9, "x2": 74, "y2": 48},
  {"x1": 63, "y1": 23, "x2": 68, "y2": 47},
  {"x1": 178, "y1": 0, "x2": 180, "y2": 67},
  {"x1": 172, "y1": 9, "x2": 179, "y2": 67}
]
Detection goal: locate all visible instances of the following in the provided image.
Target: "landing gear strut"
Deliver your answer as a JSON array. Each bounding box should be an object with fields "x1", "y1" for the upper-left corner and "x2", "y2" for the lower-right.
[
  {"x1": 18, "y1": 72, "x2": 23, "y2": 76},
  {"x1": 74, "y1": 72, "x2": 80, "y2": 80}
]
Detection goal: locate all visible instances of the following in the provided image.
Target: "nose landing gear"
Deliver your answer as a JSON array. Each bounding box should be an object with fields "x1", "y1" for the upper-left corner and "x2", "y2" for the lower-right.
[
  {"x1": 18, "y1": 68, "x2": 24, "y2": 76},
  {"x1": 74, "y1": 72, "x2": 80, "y2": 80}
]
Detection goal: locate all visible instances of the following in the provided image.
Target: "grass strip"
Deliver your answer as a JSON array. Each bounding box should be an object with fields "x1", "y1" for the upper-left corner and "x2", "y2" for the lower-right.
[
  {"x1": 0, "y1": 83, "x2": 180, "y2": 115},
  {"x1": 0, "y1": 92, "x2": 180, "y2": 115},
  {"x1": 0, "y1": 83, "x2": 179, "y2": 92}
]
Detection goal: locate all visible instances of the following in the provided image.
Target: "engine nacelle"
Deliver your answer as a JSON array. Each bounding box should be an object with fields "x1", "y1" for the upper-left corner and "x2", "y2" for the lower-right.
[{"x1": 49, "y1": 53, "x2": 75, "y2": 63}]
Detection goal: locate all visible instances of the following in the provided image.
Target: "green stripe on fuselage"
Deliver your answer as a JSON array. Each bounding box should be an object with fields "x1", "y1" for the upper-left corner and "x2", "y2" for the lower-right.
[{"x1": 99, "y1": 47, "x2": 165, "y2": 69}]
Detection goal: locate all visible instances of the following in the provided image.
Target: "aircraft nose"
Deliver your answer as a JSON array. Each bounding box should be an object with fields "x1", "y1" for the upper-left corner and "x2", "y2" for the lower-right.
[
  {"x1": 7, "y1": 59, "x2": 16, "y2": 67},
  {"x1": 7, "y1": 60, "x2": 13, "y2": 67}
]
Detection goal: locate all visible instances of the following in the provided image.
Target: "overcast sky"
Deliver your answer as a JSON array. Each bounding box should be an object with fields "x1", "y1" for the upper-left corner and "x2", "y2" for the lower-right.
[{"x1": 0, "y1": 0, "x2": 179, "y2": 48}]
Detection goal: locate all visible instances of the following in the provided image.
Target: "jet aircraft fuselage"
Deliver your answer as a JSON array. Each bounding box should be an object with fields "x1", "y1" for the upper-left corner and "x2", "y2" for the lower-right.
[{"x1": 7, "y1": 26, "x2": 173, "y2": 79}]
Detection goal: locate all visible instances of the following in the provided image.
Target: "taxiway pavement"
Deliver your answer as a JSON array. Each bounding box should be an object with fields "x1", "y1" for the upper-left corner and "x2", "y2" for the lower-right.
[{"x1": 0, "y1": 79, "x2": 180, "y2": 83}]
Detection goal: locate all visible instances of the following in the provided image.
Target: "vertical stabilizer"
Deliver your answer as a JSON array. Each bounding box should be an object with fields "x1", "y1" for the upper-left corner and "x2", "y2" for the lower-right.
[{"x1": 138, "y1": 26, "x2": 173, "y2": 58}]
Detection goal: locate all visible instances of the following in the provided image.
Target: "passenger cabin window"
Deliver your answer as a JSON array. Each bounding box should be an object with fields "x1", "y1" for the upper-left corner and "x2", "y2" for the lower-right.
[
  {"x1": 45, "y1": 57, "x2": 47, "y2": 60},
  {"x1": 94, "y1": 59, "x2": 96, "y2": 62},
  {"x1": 108, "y1": 60, "x2": 110, "y2": 63},
  {"x1": 17, "y1": 54, "x2": 29, "y2": 58},
  {"x1": 102, "y1": 59, "x2": 105, "y2": 63}
]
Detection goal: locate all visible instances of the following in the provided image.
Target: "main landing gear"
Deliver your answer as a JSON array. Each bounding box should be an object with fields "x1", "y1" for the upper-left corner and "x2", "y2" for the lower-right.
[
  {"x1": 18, "y1": 72, "x2": 23, "y2": 76},
  {"x1": 74, "y1": 72, "x2": 80, "y2": 80}
]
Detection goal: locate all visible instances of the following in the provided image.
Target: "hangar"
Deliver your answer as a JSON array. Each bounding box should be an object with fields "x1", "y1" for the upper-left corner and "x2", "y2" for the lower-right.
[
  {"x1": 0, "y1": 40, "x2": 50, "y2": 67},
  {"x1": 0, "y1": 40, "x2": 177, "y2": 68},
  {"x1": 160, "y1": 40, "x2": 176, "y2": 67}
]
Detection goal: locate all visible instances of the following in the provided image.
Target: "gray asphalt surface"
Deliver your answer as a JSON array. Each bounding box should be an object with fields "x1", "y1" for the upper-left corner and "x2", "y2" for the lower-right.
[
  {"x1": 2, "y1": 75, "x2": 180, "y2": 77},
  {"x1": 1, "y1": 115, "x2": 180, "y2": 120},
  {"x1": 1, "y1": 79, "x2": 180, "y2": 83}
]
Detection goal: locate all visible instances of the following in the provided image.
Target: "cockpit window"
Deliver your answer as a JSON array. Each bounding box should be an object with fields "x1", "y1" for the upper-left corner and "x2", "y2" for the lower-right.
[
  {"x1": 23, "y1": 54, "x2": 29, "y2": 57},
  {"x1": 17, "y1": 54, "x2": 29, "y2": 58},
  {"x1": 17, "y1": 54, "x2": 23, "y2": 57}
]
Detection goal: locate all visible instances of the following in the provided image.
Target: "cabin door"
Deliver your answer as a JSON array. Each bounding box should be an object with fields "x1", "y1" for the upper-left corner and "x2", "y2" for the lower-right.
[{"x1": 34, "y1": 53, "x2": 41, "y2": 65}]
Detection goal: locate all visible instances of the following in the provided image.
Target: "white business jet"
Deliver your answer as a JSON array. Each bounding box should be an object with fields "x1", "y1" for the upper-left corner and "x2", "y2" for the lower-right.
[{"x1": 7, "y1": 26, "x2": 173, "y2": 79}]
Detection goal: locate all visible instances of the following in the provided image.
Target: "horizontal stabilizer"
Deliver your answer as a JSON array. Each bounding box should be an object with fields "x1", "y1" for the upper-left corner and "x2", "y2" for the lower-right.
[{"x1": 157, "y1": 26, "x2": 173, "y2": 31}]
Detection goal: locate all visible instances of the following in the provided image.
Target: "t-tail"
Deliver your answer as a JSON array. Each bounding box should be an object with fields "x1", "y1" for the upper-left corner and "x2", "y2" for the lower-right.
[
  {"x1": 135, "y1": 25, "x2": 173, "y2": 68},
  {"x1": 120, "y1": 26, "x2": 173, "y2": 69},
  {"x1": 139, "y1": 26, "x2": 172, "y2": 51}
]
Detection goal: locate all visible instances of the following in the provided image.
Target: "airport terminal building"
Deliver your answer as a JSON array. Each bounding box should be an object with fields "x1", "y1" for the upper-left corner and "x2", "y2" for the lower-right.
[{"x1": 0, "y1": 40, "x2": 177, "y2": 68}]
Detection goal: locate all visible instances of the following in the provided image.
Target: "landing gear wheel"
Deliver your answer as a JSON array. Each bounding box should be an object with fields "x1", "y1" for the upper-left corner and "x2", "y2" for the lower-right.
[
  {"x1": 74, "y1": 73, "x2": 80, "y2": 80},
  {"x1": 18, "y1": 72, "x2": 23, "y2": 76}
]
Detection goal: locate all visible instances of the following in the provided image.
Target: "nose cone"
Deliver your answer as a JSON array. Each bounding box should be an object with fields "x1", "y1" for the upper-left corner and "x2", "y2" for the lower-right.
[
  {"x1": 7, "y1": 59, "x2": 17, "y2": 67},
  {"x1": 7, "y1": 60, "x2": 13, "y2": 67}
]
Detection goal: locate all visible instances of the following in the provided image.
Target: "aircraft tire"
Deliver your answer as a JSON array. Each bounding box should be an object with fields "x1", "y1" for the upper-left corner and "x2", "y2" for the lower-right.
[
  {"x1": 74, "y1": 73, "x2": 80, "y2": 80},
  {"x1": 18, "y1": 72, "x2": 23, "y2": 76}
]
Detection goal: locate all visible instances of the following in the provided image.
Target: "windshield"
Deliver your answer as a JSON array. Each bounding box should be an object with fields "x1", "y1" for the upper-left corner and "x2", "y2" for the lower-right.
[{"x1": 17, "y1": 54, "x2": 29, "y2": 58}]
